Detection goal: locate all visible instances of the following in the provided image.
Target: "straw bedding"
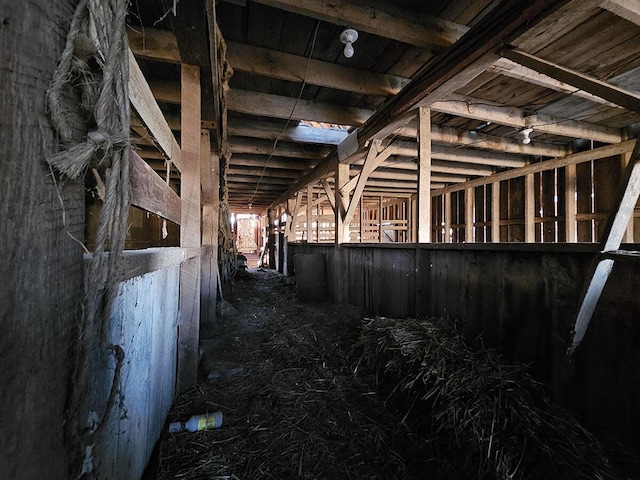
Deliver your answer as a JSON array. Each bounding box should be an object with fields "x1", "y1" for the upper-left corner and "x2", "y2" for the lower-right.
[{"x1": 154, "y1": 269, "x2": 631, "y2": 480}]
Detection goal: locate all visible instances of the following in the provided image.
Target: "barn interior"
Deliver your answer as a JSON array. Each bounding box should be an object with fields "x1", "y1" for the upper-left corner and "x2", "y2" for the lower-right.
[{"x1": 3, "y1": 0, "x2": 640, "y2": 478}]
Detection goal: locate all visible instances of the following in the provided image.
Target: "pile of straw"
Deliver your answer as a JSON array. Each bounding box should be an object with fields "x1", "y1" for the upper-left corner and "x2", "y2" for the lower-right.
[
  {"x1": 156, "y1": 272, "x2": 430, "y2": 479},
  {"x1": 356, "y1": 317, "x2": 616, "y2": 480}
]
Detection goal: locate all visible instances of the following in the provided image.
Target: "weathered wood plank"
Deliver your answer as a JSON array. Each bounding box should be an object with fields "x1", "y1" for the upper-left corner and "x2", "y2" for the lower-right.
[
  {"x1": 252, "y1": 0, "x2": 469, "y2": 49},
  {"x1": 431, "y1": 93, "x2": 622, "y2": 143},
  {"x1": 228, "y1": 89, "x2": 372, "y2": 126},
  {"x1": 227, "y1": 41, "x2": 409, "y2": 97},
  {"x1": 129, "y1": 151, "x2": 181, "y2": 225},
  {"x1": 335, "y1": 163, "x2": 350, "y2": 244},
  {"x1": 491, "y1": 58, "x2": 619, "y2": 107},
  {"x1": 200, "y1": 131, "x2": 219, "y2": 324},
  {"x1": 525, "y1": 173, "x2": 535, "y2": 242},
  {"x1": 565, "y1": 164, "x2": 577, "y2": 242},
  {"x1": 417, "y1": 107, "x2": 431, "y2": 243},
  {"x1": 177, "y1": 64, "x2": 202, "y2": 391},
  {"x1": 228, "y1": 117, "x2": 348, "y2": 145},
  {"x1": 128, "y1": 27, "x2": 180, "y2": 63},
  {"x1": 128, "y1": 49, "x2": 183, "y2": 171},
  {"x1": 432, "y1": 140, "x2": 636, "y2": 197},
  {"x1": 502, "y1": 47, "x2": 640, "y2": 114},
  {"x1": 569, "y1": 138, "x2": 640, "y2": 351}
]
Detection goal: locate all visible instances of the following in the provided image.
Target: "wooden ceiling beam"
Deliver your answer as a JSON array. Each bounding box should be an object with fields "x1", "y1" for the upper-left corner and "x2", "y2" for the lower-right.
[
  {"x1": 252, "y1": 0, "x2": 469, "y2": 50},
  {"x1": 431, "y1": 93, "x2": 622, "y2": 143},
  {"x1": 229, "y1": 137, "x2": 331, "y2": 159},
  {"x1": 229, "y1": 155, "x2": 317, "y2": 170},
  {"x1": 129, "y1": 28, "x2": 612, "y2": 115},
  {"x1": 228, "y1": 89, "x2": 372, "y2": 126},
  {"x1": 396, "y1": 123, "x2": 566, "y2": 157},
  {"x1": 228, "y1": 117, "x2": 348, "y2": 145},
  {"x1": 128, "y1": 27, "x2": 181, "y2": 63},
  {"x1": 502, "y1": 47, "x2": 640, "y2": 114},
  {"x1": 227, "y1": 167, "x2": 304, "y2": 179},
  {"x1": 226, "y1": 41, "x2": 409, "y2": 97}
]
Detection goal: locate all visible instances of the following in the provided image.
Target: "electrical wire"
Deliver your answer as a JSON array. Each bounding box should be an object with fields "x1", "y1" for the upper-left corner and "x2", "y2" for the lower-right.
[{"x1": 248, "y1": 20, "x2": 321, "y2": 207}]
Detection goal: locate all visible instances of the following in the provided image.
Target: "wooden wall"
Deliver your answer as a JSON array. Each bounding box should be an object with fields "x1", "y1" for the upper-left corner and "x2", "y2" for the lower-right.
[
  {"x1": 290, "y1": 242, "x2": 640, "y2": 451},
  {"x1": 90, "y1": 264, "x2": 180, "y2": 479},
  {"x1": 0, "y1": 1, "x2": 85, "y2": 478}
]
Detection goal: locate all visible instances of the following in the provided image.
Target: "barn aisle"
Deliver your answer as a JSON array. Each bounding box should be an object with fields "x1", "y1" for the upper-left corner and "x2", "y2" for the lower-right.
[
  {"x1": 147, "y1": 268, "x2": 429, "y2": 479},
  {"x1": 145, "y1": 267, "x2": 639, "y2": 480}
]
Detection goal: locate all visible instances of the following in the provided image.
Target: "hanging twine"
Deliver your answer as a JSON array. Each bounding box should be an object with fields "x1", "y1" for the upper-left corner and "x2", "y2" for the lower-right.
[{"x1": 46, "y1": 0, "x2": 130, "y2": 476}]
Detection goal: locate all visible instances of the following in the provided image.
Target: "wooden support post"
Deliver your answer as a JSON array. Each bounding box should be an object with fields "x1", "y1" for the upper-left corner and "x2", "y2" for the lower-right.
[
  {"x1": 267, "y1": 208, "x2": 276, "y2": 269},
  {"x1": 410, "y1": 194, "x2": 417, "y2": 242},
  {"x1": 178, "y1": 63, "x2": 201, "y2": 391},
  {"x1": 444, "y1": 192, "x2": 452, "y2": 243},
  {"x1": 465, "y1": 187, "x2": 474, "y2": 242},
  {"x1": 622, "y1": 151, "x2": 635, "y2": 242},
  {"x1": 336, "y1": 163, "x2": 350, "y2": 244},
  {"x1": 525, "y1": 173, "x2": 536, "y2": 242},
  {"x1": 565, "y1": 164, "x2": 577, "y2": 242},
  {"x1": 306, "y1": 185, "x2": 314, "y2": 242},
  {"x1": 570, "y1": 138, "x2": 640, "y2": 352},
  {"x1": 417, "y1": 107, "x2": 432, "y2": 243},
  {"x1": 491, "y1": 182, "x2": 500, "y2": 242},
  {"x1": 200, "y1": 131, "x2": 219, "y2": 324},
  {"x1": 379, "y1": 195, "x2": 383, "y2": 243}
]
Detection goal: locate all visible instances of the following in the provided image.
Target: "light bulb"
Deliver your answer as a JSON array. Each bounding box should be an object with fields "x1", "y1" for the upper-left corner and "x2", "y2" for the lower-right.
[
  {"x1": 343, "y1": 41, "x2": 354, "y2": 58},
  {"x1": 522, "y1": 136, "x2": 531, "y2": 144},
  {"x1": 340, "y1": 29, "x2": 358, "y2": 59}
]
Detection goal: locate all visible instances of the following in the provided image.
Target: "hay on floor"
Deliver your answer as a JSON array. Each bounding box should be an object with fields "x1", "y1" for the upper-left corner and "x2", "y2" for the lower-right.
[{"x1": 356, "y1": 317, "x2": 616, "y2": 480}]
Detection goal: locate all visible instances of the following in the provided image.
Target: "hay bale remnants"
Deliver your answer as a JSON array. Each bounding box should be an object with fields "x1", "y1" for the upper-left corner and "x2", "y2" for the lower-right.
[
  {"x1": 153, "y1": 271, "x2": 635, "y2": 479},
  {"x1": 155, "y1": 270, "x2": 429, "y2": 479},
  {"x1": 356, "y1": 317, "x2": 616, "y2": 480}
]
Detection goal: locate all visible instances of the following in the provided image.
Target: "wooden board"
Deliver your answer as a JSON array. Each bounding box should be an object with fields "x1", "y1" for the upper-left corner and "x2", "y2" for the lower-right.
[
  {"x1": 129, "y1": 151, "x2": 181, "y2": 225},
  {"x1": 177, "y1": 63, "x2": 202, "y2": 391}
]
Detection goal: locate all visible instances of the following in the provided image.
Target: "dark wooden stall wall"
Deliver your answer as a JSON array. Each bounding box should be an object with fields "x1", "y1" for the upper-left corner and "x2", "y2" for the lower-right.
[
  {"x1": 289, "y1": 242, "x2": 640, "y2": 451},
  {"x1": 0, "y1": 1, "x2": 85, "y2": 478}
]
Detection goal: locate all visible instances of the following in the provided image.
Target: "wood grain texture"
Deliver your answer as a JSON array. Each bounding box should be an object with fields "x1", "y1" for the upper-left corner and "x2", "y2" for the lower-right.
[
  {"x1": 130, "y1": 151, "x2": 181, "y2": 225},
  {"x1": 177, "y1": 63, "x2": 202, "y2": 391},
  {"x1": 128, "y1": 49, "x2": 183, "y2": 171},
  {"x1": 0, "y1": 1, "x2": 85, "y2": 478},
  {"x1": 201, "y1": 131, "x2": 219, "y2": 324}
]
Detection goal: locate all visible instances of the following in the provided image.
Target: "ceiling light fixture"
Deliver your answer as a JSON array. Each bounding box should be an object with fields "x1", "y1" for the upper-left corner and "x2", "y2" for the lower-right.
[
  {"x1": 521, "y1": 127, "x2": 533, "y2": 144},
  {"x1": 340, "y1": 28, "x2": 358, "y2": 58}
]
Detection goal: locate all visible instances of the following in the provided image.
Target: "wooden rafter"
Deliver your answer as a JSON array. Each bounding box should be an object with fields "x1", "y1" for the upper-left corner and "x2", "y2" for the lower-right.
[
  {"x1": 431, "y1": 93, "x2": 622, "y2": 143},
  {"x1": 502, "y1": 47, "x2": 640, "y2": 114},
  {"x1": 252, "y1": 0, "x2": 468, "y2": 50}
]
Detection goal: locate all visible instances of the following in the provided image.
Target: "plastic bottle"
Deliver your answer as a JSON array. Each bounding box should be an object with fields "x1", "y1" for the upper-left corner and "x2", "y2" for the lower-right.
[{"x1": 168, "y1": 411, "x2": 223, "y2": 433}]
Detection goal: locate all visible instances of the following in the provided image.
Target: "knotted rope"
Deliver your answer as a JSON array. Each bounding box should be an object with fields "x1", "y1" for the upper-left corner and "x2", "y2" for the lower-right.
[{"x1": 46, "y1": 0, "x2": 130, "y2": 476}]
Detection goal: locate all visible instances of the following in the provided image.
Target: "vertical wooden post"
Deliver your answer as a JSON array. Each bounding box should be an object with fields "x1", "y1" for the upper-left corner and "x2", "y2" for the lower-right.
[
  {"x1": 622, "y1": 151, "x2": 635, "y2": 243},
  {"x1": 417, "y1": 107, "x2": 432, "y2": 243},
  {"x1": 465, "y1": 187, "x2": 474, "y2": 243},
  {"x1": 491, "y1": 182, "x2": 500, "y2": 242},
  {"x1": 377, "y1": 195, "x2": 382, "y2": 243},
  {"x1": 336, "y1": 163, "x2": 350, "y2": 244},
  {"x1": 200, "y1": 131, "x2": 219, "y2": 324},
  {"x1": 307, "y1": 185, "x2": 314, "y2": 242},
  {"x1": 178, "y1": 63, "x2": 201, "y2": 391},
  {"x1": 444, "y1": 192, "x2": 452, "y2": 243},
  {"x1": 525, "y1": 173, "x2": 536, "y2": 242},
  {"x1": 267, "y1": 208, "x2": 276, "y2": 269},
  {"x1": 565, "y1": 164, "x2": 577, "y2": 242}
]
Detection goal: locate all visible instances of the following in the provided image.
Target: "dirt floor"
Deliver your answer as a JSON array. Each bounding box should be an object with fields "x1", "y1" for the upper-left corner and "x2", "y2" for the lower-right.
[
  {"x1": 146, "y1": 267, "x2": 639, "y2": 480},
  {"x1": 148, "y1": 267, "x2": 432, "y2": 479}
]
